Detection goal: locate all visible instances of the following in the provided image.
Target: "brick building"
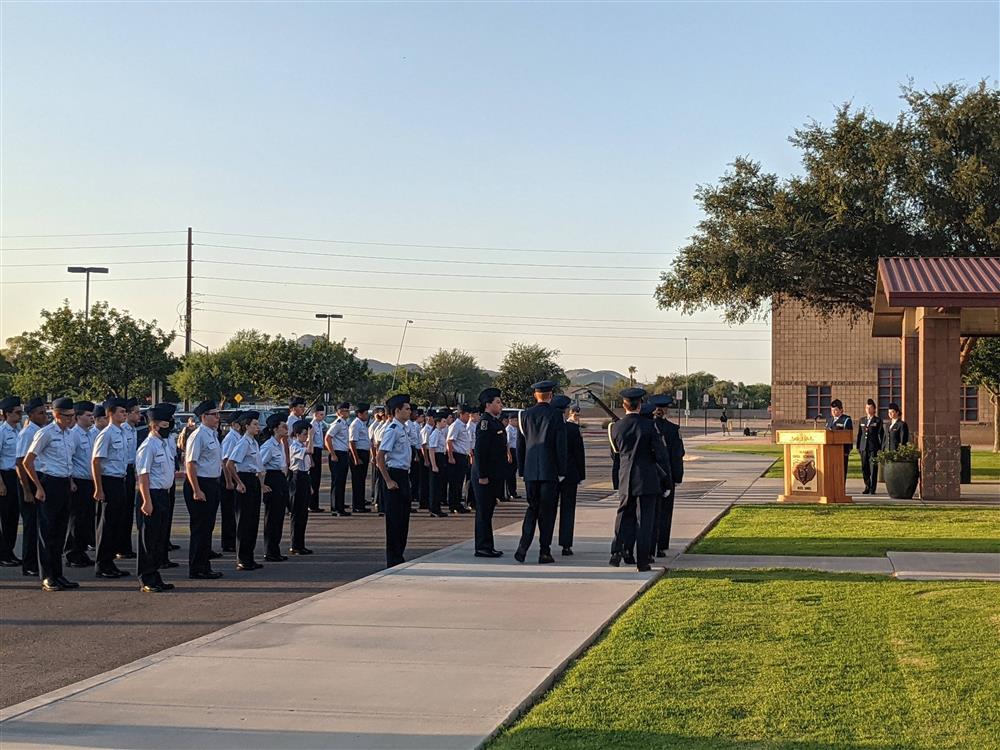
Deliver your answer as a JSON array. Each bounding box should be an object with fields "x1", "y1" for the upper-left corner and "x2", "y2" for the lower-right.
[{"x1": 770, "y1": 297, "x2": 994, "y2": 445}]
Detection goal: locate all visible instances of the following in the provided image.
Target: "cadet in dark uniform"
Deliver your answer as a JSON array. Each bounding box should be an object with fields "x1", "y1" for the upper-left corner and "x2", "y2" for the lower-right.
[
  {"x1": 609, "y1": 388, "x2": 669, "y2": 572},
  {"x1": 883, "y1": 403, "x2": 909, "y2": 451},
  {"x1": 184, "y1": 399, "x2": 224, "y2": 579},
  {"x1": 0, "y1": 396, "x2": 22, "y2": 567},
  {"x1": 92, "y1": 398, "x2": 131, "y2": 579},
  {"x1": 348, "y1": 403, "x2": 372, "y2": 513},
  {"x1": 826, "y1": 399, "x2": 853, "y2": 490},
  {"x1": 472, "y1": 388, "x2": 506, "y2": 558},
  {"x1": 16, "y1": 397, "x2": 47, "y2": 577},
  {"x1": 856, "y1": 398, "x2": 884, "y2": 495},
  {"x1": 23, "y1": 396, "x2": 79, "y2": 591},
  {"x1": 650, "y1": 394, "x2": 685, "y2": 557},
  {"x1": 514, "y1": 380, "x2": 568, "y2": 565},
  {"x1": 260, "y1": 413, "x2": 289, "y2": 561},
  {"x1": 376, "y1": 394, "x2": 413, "y2": 567},
  {"x1": 551, "y1": 395, "x2": 585, "y2": 556},
  {"x1": 135, "y1": 403, "x2": 177, "y2": 592}
]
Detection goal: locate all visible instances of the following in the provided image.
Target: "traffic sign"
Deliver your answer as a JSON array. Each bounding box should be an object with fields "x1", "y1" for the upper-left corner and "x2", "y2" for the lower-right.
[
  {"x1": 702, "y1": 393, "x2": 709, "y2": 404},
  {"x1": 684, "y1": 409, "x2": 691, "y2": 417},
  {"x1": 234, "y1": 393, "x2": 243, "y2": 404},
  {"x1": 675, "y1": 390, "x2": 683, "y2": 402},
  {"x1": 722, "y1": 397, "x2": 728, "y2": 405}
]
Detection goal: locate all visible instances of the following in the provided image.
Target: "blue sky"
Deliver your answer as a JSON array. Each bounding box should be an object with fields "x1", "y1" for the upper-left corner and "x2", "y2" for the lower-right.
[{"x1": 2, "y1": 1, "x2": 997, "y2": 385}]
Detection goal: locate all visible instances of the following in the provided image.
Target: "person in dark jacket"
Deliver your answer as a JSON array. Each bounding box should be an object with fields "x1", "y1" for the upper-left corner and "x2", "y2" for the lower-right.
[
  {"x1": 472, "y1": 388, "x2": 507, "y2": 558},
  {"x1": 514, "y1": 381, "x2": 568, "y2": 564},
  {"x1": 650, "y1": 394, "x2": 684, "y2": 557},
  {"x1": 883, "y1": 402, "x2": 909, "y2": 452},
  {"x1": 856, "y1": 398, "x2": 884, "y2": 495},
  {"x1": 826, "y1": 399, "x2": 853, "y2": 490},
  {"x1": 609, "y1": 388, "x2": 670, "y2": 572},
  {"x1": 552, "y1": 396, "x2": 586, "y2": 556}
]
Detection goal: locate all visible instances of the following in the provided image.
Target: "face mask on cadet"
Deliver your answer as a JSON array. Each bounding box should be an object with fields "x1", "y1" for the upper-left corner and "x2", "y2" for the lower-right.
[{"x1": 158, "y1": 426, "x2": 172, "y2": 439}]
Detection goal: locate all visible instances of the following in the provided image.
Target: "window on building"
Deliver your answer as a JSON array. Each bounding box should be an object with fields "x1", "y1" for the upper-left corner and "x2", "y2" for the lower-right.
[
  {"x1": 877, "y1": 367, "x2": 902, "y2": 419},
  {"x1": 806, "y1": 385, "x2": 831, "y2": 420},
  {"x1": 961, "y1": 386, "x2": 979, "y2": 422}
]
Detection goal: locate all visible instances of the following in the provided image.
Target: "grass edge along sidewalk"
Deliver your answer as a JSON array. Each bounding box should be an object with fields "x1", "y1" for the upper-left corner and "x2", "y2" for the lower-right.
[
  {"x1": 699, "y1": 442, "x2": 1000, "y2": 481},
  {"x1": 489, "y1": 570, "x2": 1000, "y2": 750},
  {"x1": 689, "y1": 503, "x2": 1000, "y2": 557}
]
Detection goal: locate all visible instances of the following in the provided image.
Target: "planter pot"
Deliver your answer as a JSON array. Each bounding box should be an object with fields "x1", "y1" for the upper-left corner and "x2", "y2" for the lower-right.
[{"x1": 883, "y1": 460, "x2": 920, "y2": 499}]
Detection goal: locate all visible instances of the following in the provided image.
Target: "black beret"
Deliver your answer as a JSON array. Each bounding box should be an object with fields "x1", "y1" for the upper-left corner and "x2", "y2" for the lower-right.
[
  {"x1": 386, "y1": 394, "x2": 410, "y2": 412},
  {"x1": 52, "y1": 396, "x2": 74, "y2": 411},
  {"x1": 236, "y1": 410, "x2": 260, "y2": 425},
  {"x1": 290, "y1": 419, "x2": 310, "y2": 435},
  {"x1": 221, "y1": 412, "x2": 239, "y2": 425},
  {"x1": 265, "y1": 412, "x2": 287, "y2": 430},
  {"x1": 289, "y1": 396, "x2": 306, "y2": 407},
  {"x1": 649, "y1": 394, "x2": 674, "y2": 408},
  {"x1": 104, "y1": 397, "x2": 128, "y2": 411},
  {"x1": 124, "y1": 398, "x2": 139, "y2": 409},
  {"x1": 478, "y1": 388, "x2": 501, "y2": 405},
  {"x1": 437, "y1": 408, "x2": 452, "y2": 419},
  {"x1": 458, "y1": 404, "x2": 472, "y2": 414},
  {"x1": 373, "y1": 406, "x2": 385, "y2": 414},
  {"x1": 355, "y1": 402, "x2": 371, "y2": 413},
  {"x1": 640, "y1": 403, "x2": 656, "y2": 417},
  {"x1": 25, "y1": 397, "x2": 46, "y2": 413},
  {"x1": 153, "y1": 402, "x2": 176, "y2": 418},
  {"x1": 193, "y1": 399, "x2": 217, "y2": 417},
  {"x1": 74, "y1": 401, "x2": 96, "y2": 414},
  {"x1": 0, "y1": 396, "x2": 22, "y2": 412},
  {"x1": 621, "y1": 387, "x2": 647, "y2": 400},
  {"x1": 337, "y1": 401, "x2": 350, "y2": 410},
  {"x1": 149, "y1": 404, "x2": 174, "y2": 422},
  {"x1": 93, "y1": 404, "x2": 106, "y2": 418},
  {"x1": 532, "y1": 380, "x2": 557, "y2": 392},
  {"x1": 551, "y1": 395, "x2": 572, "y2": 410},
  {"x1": 416, "y1": 408, "x2": 425, "y2": 416},
  {"x1": 311, "y1": 402, "x2": 326, "y2": 412}
]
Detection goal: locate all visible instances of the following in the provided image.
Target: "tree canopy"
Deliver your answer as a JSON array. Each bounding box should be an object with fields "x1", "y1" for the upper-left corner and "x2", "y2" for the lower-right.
[
  {"x1": 494, "y1": 343, "x2": 568, "y2": 407},
  {"x1": 964, "y1": 338, "x2": 1000, "y2": 452},
  {"x1": 654, "y1": 81, "x2": 999, "y2": 323}
]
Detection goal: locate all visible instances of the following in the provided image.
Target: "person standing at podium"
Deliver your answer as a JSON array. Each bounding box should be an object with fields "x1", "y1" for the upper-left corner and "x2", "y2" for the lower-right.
[{"x1": 825, "y1": 399, "x2": 853, "y2": 490}]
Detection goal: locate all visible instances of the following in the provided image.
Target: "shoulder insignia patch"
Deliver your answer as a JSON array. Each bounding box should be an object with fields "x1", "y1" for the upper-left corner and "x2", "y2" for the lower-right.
[{"x1": 480, "y1": 421, "x2": 489, "y2": 431}]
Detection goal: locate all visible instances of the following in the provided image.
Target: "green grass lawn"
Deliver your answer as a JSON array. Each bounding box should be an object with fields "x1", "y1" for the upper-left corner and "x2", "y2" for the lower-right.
[
  {"x1": 490, "y1": 571, "x2": 1000, "y2": 750},
  {"x1": 700, "y1": 443, "x2": 1000, "y2": 481},
  {"x1": 691, "y1": 504, "x2": 1000, "y2": 556}
]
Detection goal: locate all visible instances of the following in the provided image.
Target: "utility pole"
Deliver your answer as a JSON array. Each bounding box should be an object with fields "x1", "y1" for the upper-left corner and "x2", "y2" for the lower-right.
[
  {"x1": 391, "y1": 320, "x2": 414, "y2": 391},
  {"x1": 185, "y1": 227, "x2": 193, "y2": 356}
]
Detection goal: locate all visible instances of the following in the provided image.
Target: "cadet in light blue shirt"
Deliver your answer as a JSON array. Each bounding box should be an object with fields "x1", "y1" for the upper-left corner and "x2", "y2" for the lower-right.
[
  {"x1": 65, "y1": 401, "x2": 97, "y2": 567},
  {"x1": 186, "y1": 422, "x2": 223, "y2": 479},
  {"x1": 27, "y1": 413, "x2": 76, "y2": 479},
  {"x1": 0, "y1": 396, "x2": 22, "y2": 567},
  {"x1": 228, "y1": 427, "x2": 263, "y2": 474},
  {"x1": 0, "y1": 399, "x2": 19, "y2": 472},
  {"x1": 15, "y1": 397, "x2": 48, "y2": 575},
  {"x1": 135, "y1": 403, "x2": 177, "y2": 591},
  {"x1": 93, "y1": 421, "x2": 128, "y2": 479},
  {"x1": 377, "y1": 394, "x2": 413, "y2": 567},
  {"x1": 136, "y1": 427, "x2": 175, "y2": 491}
]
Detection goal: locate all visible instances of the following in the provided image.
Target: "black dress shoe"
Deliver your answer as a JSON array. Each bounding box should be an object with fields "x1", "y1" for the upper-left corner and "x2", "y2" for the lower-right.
[
  {"x1": 22, "y1": 569, "x2": 40, "y2": 577},
  {"x1": 116, "y1": 551, "x2": 137, "y2": 560},
  {"x1": 475, "y1": 550, "x2": 504, "y2": 558},
  {"x1": 331, "y1": 510, "x2": 352, "y2": 517},
  {"x1": 514, "y1": 548, "x2": 526, "y2": 563},
  {"x1": 188, "y1": 570, "x2": 223, "y2": 579},
  {"x1": 561, "y1": 547, "x2": 574, "y2": 556},
  {"x1": 609, "y1": 553, "x2": 622, "y2": 567},
  {"x1": 264, "y1": 554, "x2": 288, "y2": 562},
  {"x1": 96, "y1": 567, "x2": 127, "y2": 579},
  {"x1": 656, "y1": 548, "x2": 668, "y2": 558},
  {"x1": 538, "y1": 552, "x2": 556, "y2": 564},
  {"x1": 624, "y1": 553, "x2": 636, "y2": 566},
  {"x1": 511, "y1": 493, "x2": 522, "y2": 499},
  {"x1": 160, "y1": 560, "x2": 180, "y2": 569},
  {"x1": 41, "y1": 578, "x2": 65, "y2": 591},
  {"x1": 429, "y1": 511, "x2": 448, "y2": 518},
  {"x1": 236, "y1": 561, "x2": 263, "y2": 571},
  {"x1": 222, "y1": 546, "x2": 236, "y2": 553},
  {"x1": 289, "y1": 548, "x2": 313, "y2": 555},
  {"x1": 141, "y1": 584, "x2": 164, "y2": 593},
  {"x1": 0, "y1": 558, "x2": 20, "y2": 567},
  {"x1": 208, "y1": 550, "x2": 223, "y2": 560},
  {"x1": 354, "y1": 507, "x2": 371, "y2": 513},
  {"x1": 168, "y1": 543, "x2": 181, "y2": 551},
  {"x1": 158, "y1": 582, "x2": 176, "y2": 590},
  {"x1": 56, "y1": 576, "x2": 80, "y2": 588},
  {"x1": 309, "y1": 507, "x2": 325, "y2": 513},
  {"x1": 66, "y1": 556, "x2": 95, "y2": 568},
  {"x1": 637, "y1": 563, "x2": 652, "y2": 572}
]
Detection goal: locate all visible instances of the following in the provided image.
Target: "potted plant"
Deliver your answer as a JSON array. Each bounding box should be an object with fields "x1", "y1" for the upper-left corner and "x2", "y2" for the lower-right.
[{"x1": 876, "y1": 443, "x2": 921, "y2": 499}]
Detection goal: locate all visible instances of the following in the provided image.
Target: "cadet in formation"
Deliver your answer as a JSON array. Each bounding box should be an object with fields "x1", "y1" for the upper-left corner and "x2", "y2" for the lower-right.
[
  {"x1": 375, "y1": 394, "x2": 413, "y2": 567},
  {"x1": 471, "y1": 388, "x2": 506, "y2": 558},
  {"x1": 649, "y1": 394, "x2": 685, "y2": 557},
  {"x1": 551, "y1": 395, "x2": 585, "y2": 557},
  {"x1": 856, "y1": 398, "x2": 883, "y2": 495}
]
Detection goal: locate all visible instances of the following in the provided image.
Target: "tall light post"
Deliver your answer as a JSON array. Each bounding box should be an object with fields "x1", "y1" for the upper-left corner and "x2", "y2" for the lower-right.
[
  {"x1": 684, "y1": 336, "x2": 690, "y2": 426},
  {"x1": 315, "y1": 312, "x2": 343, "y2": 341},
  {"x1": 67, "y1": 266, "x2": 109, "y2": 327},
  {"x1": 391, "y1": 320, "x2": 414, "y2": 391}
]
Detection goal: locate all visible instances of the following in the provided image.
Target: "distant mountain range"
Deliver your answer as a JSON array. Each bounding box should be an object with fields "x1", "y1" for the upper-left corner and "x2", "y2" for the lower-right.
[
  {"x1": 362, "y1": 360, "x2": 622, "y2": 384},
  {"x1": 365, "y1": 358, "x2": 423, "y2": 375}
]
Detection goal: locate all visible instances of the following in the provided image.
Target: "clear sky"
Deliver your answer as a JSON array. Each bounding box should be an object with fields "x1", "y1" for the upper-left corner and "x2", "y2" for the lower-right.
[{"x1": 2, "y1": 1, "x2": 997, "y2": 386}]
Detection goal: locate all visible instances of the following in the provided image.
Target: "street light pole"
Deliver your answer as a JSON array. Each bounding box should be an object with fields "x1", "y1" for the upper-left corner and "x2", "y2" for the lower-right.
[
  {"x1": 684, "y1": 336, "x2": 689, "y2": 426},
  {"x1": 314, "y1": 312, "x2": 344, "y2": 341},
  {"x1": 67, "y1": 266, "x2": 109, "y2": 327},
  {"x1": 391, "y1": 320, "x2": 414, "y2": 391}
]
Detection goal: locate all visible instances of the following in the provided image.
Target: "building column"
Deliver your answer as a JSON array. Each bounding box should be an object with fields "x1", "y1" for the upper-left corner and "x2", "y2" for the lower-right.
[
  {"x1": 917, "y1": 307, "x2": 962, "y2": 501},
  {"x1": 901, "y1": 330, "x2": 920, "y2": 427}
]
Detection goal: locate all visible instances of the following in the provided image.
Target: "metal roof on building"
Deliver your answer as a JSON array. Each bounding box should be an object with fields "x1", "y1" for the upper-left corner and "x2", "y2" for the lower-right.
[{"x1": 878, "y1": 256, "x2": 1000, "y2": 308}]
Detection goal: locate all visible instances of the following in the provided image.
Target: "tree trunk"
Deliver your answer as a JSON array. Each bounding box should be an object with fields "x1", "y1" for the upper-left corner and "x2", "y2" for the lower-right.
[{"x1": 992, "y1": 392, "x2": 999, "y2": 454}]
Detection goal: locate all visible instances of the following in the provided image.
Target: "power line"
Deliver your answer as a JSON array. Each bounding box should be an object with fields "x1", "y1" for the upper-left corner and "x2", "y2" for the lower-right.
[
  {"x1": 2, "y1": 259, "x2": 182, "y2": 268},
  {"x1": 192, "y1": 276, "x2": 652, "y2": 296},
  {"x1": 0, "y1": 231, "x2": 182, "y2": 239},
  {"x1": 193, "y1": 304, "x2": 772, "y2": 342},
  {"x1": 195, "y1": 292, "x2": 769, "y2": 328},
  {"x1": 0, "y1": 243, "x2": 186, "y2": 252},
  {"x1": 198, "y1": 229, "x2": 674, "y2": 256},
  {"x1": 195, "y1": 242, "x2": 665, "y2": 271},
  {"x1": 0, "y1": 275, "x2": 187, "y2": 285},
  {"x1": 193, "y1": 258, "x2": 651, "y2": 283}
]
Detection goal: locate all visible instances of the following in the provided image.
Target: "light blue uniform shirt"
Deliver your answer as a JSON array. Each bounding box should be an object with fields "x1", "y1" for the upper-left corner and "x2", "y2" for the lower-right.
[
  {"x1": 379, "y1": 419, "x2": 411, "y2": 470},
  {"x1": 228, "y1": 433, "x2": 263, "y2": 473},
  {"x1": 349, "y1": 419, "x2": 371, "y2": 450},
  {"x1": 28, "y1": 422, "x2": 75, "y2": 478},
  {"x1": 186, "y1": 424, "x2": 222, "y2": 478},
  {"x1": 419, "y1": 423, "x2": 433, "y2": 449},
  {"x1": 93, "y1": 423, "x2": 128, "y2": 478},
  {"x1": 327, "y1": 417, "x2": 349, "y2": 452},
  {"x1": 16, "y1": 421, "x2": 41, "y2": 461},
  {"x1": 289, "y1": 438, "x2": 311, "y2": 473},
  {"x1": 69, "y1": 424, "x2": 93, "y2": 480},
  {"x1": 447, "y1": 420, "x2": 472, "y2": 455},
  {"x1": 221, "y1": 428, "x2": 242, "y2": 461},
  {"x1": 135, "y1": 434, "x2": 174, "y2": 490},
  {"x1": 260, "y1": 437, "x2": 287, "y2": 471},
  {"x1": 310, "y1": 418, "x2": 326, "y2": 449},
  {"x1": 0, "y1": 421, "x2": 18, "y2": 471},
  {"x1": 122, "y1": 422, "x2": 138, "y2": 465},
  {"x1": 428, "y1": 426, "x2": 448, "y2": 453}
]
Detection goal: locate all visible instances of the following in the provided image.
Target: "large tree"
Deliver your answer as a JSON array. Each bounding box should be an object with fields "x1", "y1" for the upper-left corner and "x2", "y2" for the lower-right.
[
  {"x1": 964, "y1": 338, "x2": 1000, "y2": 452},
  {"x1": 7, "y1": 302, "x2": 176, "y2": 400},
  {"x1": 654, "y1": 81, "x2": 999, "y2": 323},
  {"x1": 421, "y1": 349, "x2": 490, "y2": 407},
  {"x1": 494, "y1": 343, "x2": 568, "y2": 407}
]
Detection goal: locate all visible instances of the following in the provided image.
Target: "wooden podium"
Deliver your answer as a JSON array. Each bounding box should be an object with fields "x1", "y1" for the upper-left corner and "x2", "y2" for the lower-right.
[{"x1": 775, "y1": 430, "x2": 853, "y2": 504}]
